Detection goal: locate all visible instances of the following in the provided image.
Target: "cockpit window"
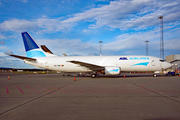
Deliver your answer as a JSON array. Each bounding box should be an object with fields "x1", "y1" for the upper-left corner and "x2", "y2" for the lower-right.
[{"x1": 159, "y1": 59, "x2": 165, "y2": 62}]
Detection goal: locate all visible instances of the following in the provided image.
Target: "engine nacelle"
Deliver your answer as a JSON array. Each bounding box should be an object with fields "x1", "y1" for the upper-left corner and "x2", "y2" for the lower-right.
[{"x1": 105, "y1": 66, "x2": 121, "y2": 76}]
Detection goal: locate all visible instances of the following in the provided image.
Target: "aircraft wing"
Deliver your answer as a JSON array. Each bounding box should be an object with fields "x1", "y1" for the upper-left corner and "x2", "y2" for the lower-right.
[
  {"x1": 68, "y1": 60, "x2": 104, "y2": 71},
  {"x1": 7, "y1": 54, "x2": 36, "y2": 60}
]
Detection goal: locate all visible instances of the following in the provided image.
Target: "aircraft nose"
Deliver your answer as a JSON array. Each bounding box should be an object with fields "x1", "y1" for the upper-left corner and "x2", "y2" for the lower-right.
[{"x1": 165, "y1": 62, "x2": 171, "y2": 69}]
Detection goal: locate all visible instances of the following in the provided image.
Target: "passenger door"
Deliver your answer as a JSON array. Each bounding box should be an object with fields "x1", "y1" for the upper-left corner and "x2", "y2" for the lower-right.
[{"x1": 151, "y1": 59, "x2": 156, "y2": 66}]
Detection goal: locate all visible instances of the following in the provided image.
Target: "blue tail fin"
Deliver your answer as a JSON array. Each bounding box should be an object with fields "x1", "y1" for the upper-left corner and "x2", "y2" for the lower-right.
[
  {"x1": 22, "y1": 32, "x2": 40, "y2": 52},
  {"x1": 22, "y1": 32, "x2": 46, "y2": 58}
]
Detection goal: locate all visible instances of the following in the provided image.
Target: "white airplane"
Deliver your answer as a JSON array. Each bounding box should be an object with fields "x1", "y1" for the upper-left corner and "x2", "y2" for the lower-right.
[{"x1": 8, "y1": 32, "x2": 171, "y2": 78}]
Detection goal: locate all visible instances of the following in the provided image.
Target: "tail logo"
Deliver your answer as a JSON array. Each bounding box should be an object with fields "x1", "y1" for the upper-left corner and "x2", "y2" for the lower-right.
[
  {"x1": 22, "y1": 32, "x2": 46, "y2": 58},
  {"x1": 26, "y1": 50, "x2": 46, "y2": 58}
]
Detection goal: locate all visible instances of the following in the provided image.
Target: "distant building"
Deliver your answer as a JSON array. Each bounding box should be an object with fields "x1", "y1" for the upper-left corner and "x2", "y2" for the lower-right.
[{"x1": 166, "y1": 54, "x2": 180, "y2": 70}]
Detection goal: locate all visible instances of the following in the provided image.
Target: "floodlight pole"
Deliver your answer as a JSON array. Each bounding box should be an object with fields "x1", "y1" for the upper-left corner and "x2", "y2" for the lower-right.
[
  {"x1": 99, "y1": 41, "x2": 103, "y2": 55},
  {"x1": 158, "y1": 15, "x2": 164, "y2": 60},
  {"x1": 145, "y1": 40, "x2": 149, "y2": 56}
]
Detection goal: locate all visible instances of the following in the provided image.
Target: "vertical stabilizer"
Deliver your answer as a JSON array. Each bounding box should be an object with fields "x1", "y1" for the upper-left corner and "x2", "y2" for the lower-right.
[
  {"x1": 22, "y1": 32, "x2": 46, "y2": 58},
  {"x1": 22, "y1": 32, "x2": 40, "y2": 52}
]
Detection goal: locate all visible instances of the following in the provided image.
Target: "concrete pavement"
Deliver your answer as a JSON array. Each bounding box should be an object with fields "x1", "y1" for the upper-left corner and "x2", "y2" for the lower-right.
[{"x1": 0, "y1": 73, "x2": 180, "y2": 120}]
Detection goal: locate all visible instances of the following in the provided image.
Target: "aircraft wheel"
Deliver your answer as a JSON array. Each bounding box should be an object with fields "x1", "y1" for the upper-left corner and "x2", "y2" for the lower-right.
[
  {"x1": 91, "y1": 74, "x2": 97, "y2": 78},
  {"x1": 153, "y1": 74, "x2": 157, "y2": 77}
]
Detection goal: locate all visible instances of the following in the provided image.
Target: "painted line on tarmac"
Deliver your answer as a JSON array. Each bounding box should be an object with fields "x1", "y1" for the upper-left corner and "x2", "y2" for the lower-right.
[
  {"x1": 85, "y1": 85, "x2": 116, "y2": 93},
  {"x1": 72, "y1": 86, "x2": 101, "y2": 93},
  {"x1": 26, "y1": 85, "x2": 40, "y2": 93},
  {"x1": 6, "y1": 86, "x2": 9, "y2": 94},
  {"x1": 47, "y1": 85, "x2": 69, "y2": 93},
  {"x1": 83, "y1": 85, "x2": 133, "y2": 93},
  {"x1": 141, "y1": 78, "x2": 164, "y2": 88},
  {"x1": 66, "y1": 87, "x2": 86, "y2": 93},
  {"x1": 123, "y1": 78, "x2": 180, "y2": 104},
  {"x1": 0, "y1": 81, "x2": 77, "y2": 116},
  {"x1": 16, "y1": 86, "x2": 24, "y2": 93},
  {"x1": 36, "y1": 85, "x2": 55, "y2": 93}
]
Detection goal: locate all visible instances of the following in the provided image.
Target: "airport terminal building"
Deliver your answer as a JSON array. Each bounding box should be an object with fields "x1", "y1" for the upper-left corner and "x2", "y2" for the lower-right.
[{"x1": 166, "y1": 54, "x2": 180, "y2": 70}]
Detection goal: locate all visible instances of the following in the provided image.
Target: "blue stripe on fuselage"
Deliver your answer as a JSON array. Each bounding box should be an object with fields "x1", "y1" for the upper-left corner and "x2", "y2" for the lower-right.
[
  {"x1": 130, "y1": 62, "x2": 149, "y2": 67},
  {"x1": 108, "y1": 69, "x2": 119, "y2": 72}
]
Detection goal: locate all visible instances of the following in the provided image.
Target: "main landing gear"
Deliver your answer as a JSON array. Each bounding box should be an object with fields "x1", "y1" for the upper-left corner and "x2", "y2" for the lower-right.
[
  {"x1": 91, "y1": 74, "x2": 97, "y2": 78},
  {"x1": 153, "y1": 74, "x2": 157, "y2": 77}
]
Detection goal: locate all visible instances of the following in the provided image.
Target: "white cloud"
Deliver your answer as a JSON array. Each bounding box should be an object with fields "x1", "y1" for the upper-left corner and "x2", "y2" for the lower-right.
[
  {"x1": 4, "y1": 50, "x2": 13, "y2": 55},
  {"x1": 0, "y1": 33, "x2": 8, "y2": 39},
  {"x1": 0, "y1": 19, "x2": 38, "y2": 32},
  {"x1": 164, "y1": 39, "x2": 180, "y2": 50},
  {"x1": 30, "y1": 22, "x2": 180, "y2": 56},
  {"x1": 162, "y1": 2, "x2": 178, "y2": 8},
  {"x1": 0, "y1": 18, "x2": 74, "y2": 33},
  {"x1": 36, "y1": 18, "x2": 74, "y2": 33},
  {"x1": 83, "y1": 29, "x2": 91, "y2": 33},
  {"x1": 22, "y1": 0, "x2": 28, "y2": 3},
  {"x1": 0, "y1": 46, "x2": 7, "y2": 50},
  {"x1": 62, "y1": 0, "x2": 180, "y2": 30},
  {"x1": 0, "y1": 52, "x2": 5, "y2": 57},
  {"x1": 99, "y1": 25, "x2": 180, "y2": 55},
  {"x1": 37, "y1": 38, "x2": 98, "y2": 56},
  {"x1": 0, "y1": 0, "x2": 180, "y2": 33},
  {"x1": 0, "y1": 41, "x2": 5, "y2": 45}
]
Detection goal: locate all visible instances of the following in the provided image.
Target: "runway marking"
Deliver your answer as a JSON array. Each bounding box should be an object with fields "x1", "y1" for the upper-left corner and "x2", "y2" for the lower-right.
[
  {"x1": 36, "y1": 86, "x2": 55, "y2": 93},
  {"x1": 0, "y1": 81, "x2": 77, "y2": 116},
  {"x1": 123, "y1": 78, "x2": 180, "y2": 104},
  {"x1": 6, "y1": 86, "x2": 9, "y2": 94},
  {"x1": 66, "y1": 87, "x2": 86, "y2": 93},
  {"x1": 141, "y1": 78, "x2": 164, "y2": 88},
  {"x1": 16, "y1": 86, "x2": 24, "y2": 93},
  {"x1": 72, "y1": 86, "x2": 101, "y2": 93},
  {"x1": 85, "y1": 85, "x2": 116, "y2": 93},
  {"x1": 47, "y1": 85, "x2": 69, "y2": 93},
  {"x1": 26, "y1": 85, "x2": 40, "y2": 93},
  {"x1": 69, "y1": 85, "x2": 131, "y2": 93},
  {"x1": 106, "y1": 85, "x2": 134, "y2": 93},
  {"x1": 154, "y1": 90, "x2": 180, "y2": 94}
]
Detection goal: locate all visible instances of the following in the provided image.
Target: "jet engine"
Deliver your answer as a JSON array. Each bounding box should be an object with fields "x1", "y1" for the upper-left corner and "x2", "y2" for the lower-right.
[{"x1": 104, "y1": 66, "x2": 121, "y2": 76}]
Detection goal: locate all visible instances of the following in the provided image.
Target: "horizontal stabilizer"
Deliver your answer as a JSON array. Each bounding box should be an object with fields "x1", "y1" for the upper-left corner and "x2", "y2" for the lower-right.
[
  {"x1": 7, "y1": 54, "x2": 36, "y2": 60},
  {"x1": 41, "y1": 45, "x2": 53, "y2": 54}
]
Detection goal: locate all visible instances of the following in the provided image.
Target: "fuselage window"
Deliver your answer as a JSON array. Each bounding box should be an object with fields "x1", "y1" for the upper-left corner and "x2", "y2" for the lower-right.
[{"x1": 159, "y1": 59, "x2": 165, "y2": 62}]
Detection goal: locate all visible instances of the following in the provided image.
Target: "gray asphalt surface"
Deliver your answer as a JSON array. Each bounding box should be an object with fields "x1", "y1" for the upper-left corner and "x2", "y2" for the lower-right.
[{"x1": 0, "y1": 73, "x2": 180, "y2": 120}]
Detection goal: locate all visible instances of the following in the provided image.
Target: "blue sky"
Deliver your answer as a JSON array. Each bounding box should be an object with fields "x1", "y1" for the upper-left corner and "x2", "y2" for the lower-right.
[{"x1": 0, "y1": 0, "x2": 180, "y2": 68}]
